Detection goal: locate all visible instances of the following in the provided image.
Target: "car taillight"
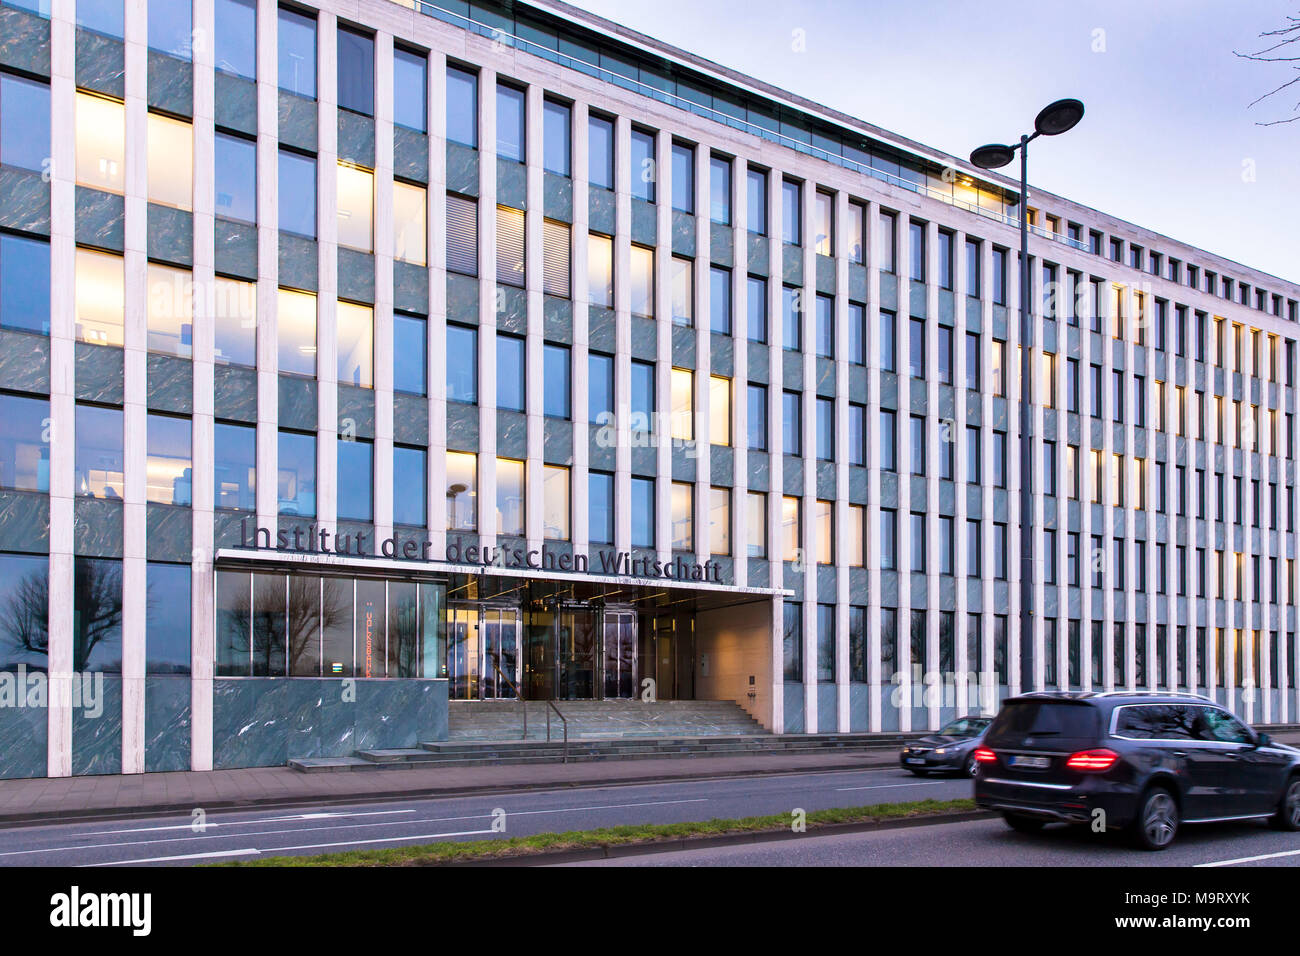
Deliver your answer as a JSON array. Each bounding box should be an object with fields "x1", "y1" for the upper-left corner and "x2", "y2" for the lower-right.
[
  {"x1": 973, "y1": 747, "x2": 997, "y2": 763},
  {"x1": 1065, "y1": 748, "x2": 1119, "y2": 772}
]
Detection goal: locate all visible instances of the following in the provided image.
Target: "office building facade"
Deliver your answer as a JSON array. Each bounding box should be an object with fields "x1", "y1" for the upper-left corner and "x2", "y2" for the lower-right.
[{"x1": 0, "y1": 0, "x2": 1297, "y2": 778}]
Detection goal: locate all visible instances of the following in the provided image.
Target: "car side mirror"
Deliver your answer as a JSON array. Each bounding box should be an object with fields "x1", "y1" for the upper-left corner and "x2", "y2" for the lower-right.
[{"x1": 1257, "y1": 732, "x2": 1272, "y2": 748}]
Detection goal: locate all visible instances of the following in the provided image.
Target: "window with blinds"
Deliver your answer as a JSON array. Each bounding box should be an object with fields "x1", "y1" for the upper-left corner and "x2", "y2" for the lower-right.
[
  {"x1": 496, "y1": 205, "x2": 525, "y2": 287},
  {"x1": 446, "y1": 194, "x2": 477, "y2": 276},
  {"x1": 542, "y1": 220, "x2": 571, "y2": 298}
]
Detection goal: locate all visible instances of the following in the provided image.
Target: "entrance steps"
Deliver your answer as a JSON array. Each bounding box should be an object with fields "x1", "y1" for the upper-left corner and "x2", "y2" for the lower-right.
[{"x1": 448, "y1": 699, "x2": 768, "y2": 741}]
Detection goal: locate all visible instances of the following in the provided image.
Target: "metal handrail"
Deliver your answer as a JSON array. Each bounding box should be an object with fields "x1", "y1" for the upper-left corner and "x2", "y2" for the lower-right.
[
  {"x1": 487, "y1": 654, "x2": 568, "y2": 762},
  {"x1": 487, "y1": 654, "x2": 527, "y2": 741},
  {"x1": 544, "y1": 698, "x2": 569, "y2": 765}
]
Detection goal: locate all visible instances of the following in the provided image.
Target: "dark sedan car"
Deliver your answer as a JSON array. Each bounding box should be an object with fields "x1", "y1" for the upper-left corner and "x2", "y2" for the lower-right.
[
  {"x1": 973, "y1": 692, "x2": 1300, "y2": 850},
  {"x1": 900, "y1": 716, "x2": 992, "y2": 777}
]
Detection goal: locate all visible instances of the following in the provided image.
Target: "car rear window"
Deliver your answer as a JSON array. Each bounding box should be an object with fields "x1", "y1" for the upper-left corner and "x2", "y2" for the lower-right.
[{"x1": 984, "y1": 700, "x2": 1101, "y2": 749}]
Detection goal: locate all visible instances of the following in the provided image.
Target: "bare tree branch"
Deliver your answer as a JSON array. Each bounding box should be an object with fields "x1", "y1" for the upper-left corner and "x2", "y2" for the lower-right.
[{"x1": 1237, "y1": 12, "x2": 1300, "y2": 125}]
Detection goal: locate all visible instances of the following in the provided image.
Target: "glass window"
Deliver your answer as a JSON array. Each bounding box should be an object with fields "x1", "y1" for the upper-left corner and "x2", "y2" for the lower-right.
[
  {"x1": 146, "y1": 562, "x2": 191, "y2": 674},
  {"x1": 938, "y1": 326, "x2": 953, "y2": 386},
  {"x1": 446, "y1": 451, "x2": 477, "y2": 531},
  {"x1": 588, "y1": 351, "x2": 613, "y2": 424},
  {"x1": 782, "y1": 496, "x2": 800, "y2": 561},
  {"x1": 0, "y1": 74, "x2": 50, "y2": 173},
  {"x1": 710, "y1": 375, "x2": 731, "y2": 447},
  {"x1": 74, "y1": 557, "x2": 122, "y2": 672},
  {"x1": 747, "y1": 275, "x2": 768, "y2": 343},
  {"x1": 747, "y1": 491, "x2": 767, "y2": 557},
  {"x1": 880, "y1": 409, "x2": 896, "y2": 471},
  {"x1": 938, "y1": 230, "x2": 953, "y2": 289},
  {"x1": 849, "y1": 403, "x2": 865, "y2": 466},
  {"x1": 214, "y1": 422, "x2": 254, "y2": 511},
  {"x1": 849, "y1": 505, "x2": 865, "y2": 567},
  {"x1": 544, "y1": 343, "x2": 570, "y2": 419},
  {"x1": 278, "y1": 150, "x2": 317, "y2": 237},
  {"x1": 278, "y1": 430, "x2": 316, "y2": 517},
  {"x1": 783, "y1": 390, "x2": 801, "y2": 455},
  {"x1": 77, "y1": 0, "x2": 124, "y2": 36},
  {"x1": 214, "y1": 132, "x2": 256, "y2": 223},
  {"x1": 543, "y1": 99, "x2": 571, "y2": 175},
  {"x1": 496, "y1": 84, "x2": 525, "y2": 162},
  {"x1": 542, "y1": 220, "x2": 571, "y2": 298},
  {"x1": 337, "y1": 162, "x2": 373, "y2": 253},
  {"x1": 630, "y1": 245, "x2": 654, "y2": 317},
  {"x1": 909, "y1": 317, "x2": 926, "y2": 379},
  {"x1": 589, "y1": 471, "x2": 614, "y2": 544},
  {"x1": 76, "y1": 91, "x2": 124, "y2": 194},
  {"x1": 75, "y1": 247, "x2": 123, "y2": 347},
  {"x1": 748, "y1": 383, "x2": 767, "y2": 450},
  {"x1": 393, "y1": 313, "x2": 426, "y2": 396},
  {"x1": 445, "y1": 323, "x2": 476, "y2": 403},
  {"x1": 497, "y1": 335, "x2": 525, "y2": 411},
  {"x1": 337, "y1": 26, "x2": 374, "y2": 115},
  {"x1": 446, "y1": 65, "x2": 477, "y2": 148},
  {"x1": 588, "y1": 114, "x2": 614, "y2": 189},
  {"x1": 393, "y1": 46, "x2": 427, "y2": 132},
  {"x1": 671, "y1": 142, "x2": 694, "y2": 213},
  {"x1": 631, "y1": 360, "x2": 654, "y2": 430},
  {"x1": 394, "y1": 180, "x2": 427, "y2": 265},
  {"x1": 710, "y1": 266, "x2": 731, "y2": 334},
  {"x1": 817, "y1": 397, "x2": 833, "y2": 460},
  {"x1": 877, "y1": 210, "x2": 896, "y2": 273},
  {"x1": 336, "y1": 438, "x2": 372, "y2": 521},
  {"x1": 446, "y1": 194, "x2": 477, "y2": 275},
  {"x1": 336, "y1": 301, "x2": 372, "y2": 388},
  {"x1": 880, "y1": 509, "x2": 896, "y2": 569},
  {"x1": 671, "y1": 482, "x2": 693, "y2": 550},
  {"x1": 148, "y1": 0, "x2": 190, "y2": 56},
  {"x1": 880, "y1": 310, "x2": 896, "y2": 371},
  {"x1": 816, "y1": 295, "x2": 833, "y2": 357},
  {"x1": 630, "y1": 128, "x2": 655, "y2": 203},
  {"x1": 145, "y1": 263, "x2": 193, "y2": 358},
  {"x1": 145, "y1": 414, "x2": 191, "y2": 507},
  {"x1": 0, "y1": 233, "x2": 49, "y2": 335},
  {"x1": 747, "y1": 167, "x2": 767, "y2": 235},
  {"x1": 848, "y1": 302, "x2": 866, "y2": 365},
  {"x1": 815, "y1": 500, "x2": 832, "y2": 565},
  {"x1": 496, "y1": 205, "x2": 525, "y2": 286},
  {"x1": 543, "y1": 465, "x2": 569, "y2": 540},
  {"x1": 782, "y1": 285, "x2": 801, "y2": 351},
  {"x1": 0, "y1": 392, "x2": 49, "y2": 493},
  {"x1": 146, "y1": 111, "x2": 193, "y2": 209},
  {"x1": 75, "y1": 403, "x2": 123, "y2": 499},
  {"x1": 671, "y1": 368, "x2": 694, "y2": 442},
  {"x1": 589, "y1": 234, "x2": 614, "y2": 308},
  {"x1": 671, "y1": 256, "x2": 693, "y2": 327},
  {"x1": 496, "y1": 458, "x2": 525, "y2": 536},
  {"x1": 782, "y1": 179, "x2": 801, "y2": 245},
  {"x1": 393, "y1": 445, "x2": 426, "y2": 527},
  {"x1": 783, "y1": 602, "x2": 802, "y2": 681},
  {"x1": 709, "y1": 487, "x2": 730, "y2": 556},
  {"x1": 814, "y1": 191, "x2": 833, "y2": 256},
  {"x1": 631, "y1": 477, "x2": 655, "y2": 548},
  {"x1": 848, "y1": 202, "x2": 866, "y2": 264},
  {"x1": 214, "y1": 0, "x2": 256, "y2": 77},
  {"x1": 277, "y1": 289, "x2": 316, "y2": 377},
  {"x1": 277, "y1": 6, "x2": 316, "y2": 99},
  {"x1": 710, "y1": 155, "x2": 731, "y2": 224}
]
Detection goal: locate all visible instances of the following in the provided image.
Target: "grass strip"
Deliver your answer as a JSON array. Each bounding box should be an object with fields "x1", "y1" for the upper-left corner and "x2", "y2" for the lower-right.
[{"x1": 214, "y1": 796, "x2": 976, "y2": 867}]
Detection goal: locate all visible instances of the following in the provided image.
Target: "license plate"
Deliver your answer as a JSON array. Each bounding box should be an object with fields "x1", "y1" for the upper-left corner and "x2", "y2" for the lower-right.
[
  {"x1": 1009, "y1": 755, "x2": 1050, "y2": 769},
  {"x1": 905, "y1": 758, "x2": 925, "y2": 765}
]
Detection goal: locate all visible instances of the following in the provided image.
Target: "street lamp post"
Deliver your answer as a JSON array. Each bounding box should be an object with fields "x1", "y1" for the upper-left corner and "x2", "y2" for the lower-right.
[{"x1": 970, "y1": 98, "x2": 1084, "y2": 696}]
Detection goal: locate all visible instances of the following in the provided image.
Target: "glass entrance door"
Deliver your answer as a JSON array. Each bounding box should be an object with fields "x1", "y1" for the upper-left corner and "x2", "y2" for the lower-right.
[
  {"x1": 481, "y1": 608, "x2": 520, "y2": 699},
  {"x1": 603, "y1": 608, "x2": 638, "y2": 699},
  {"x1": 556, "y1": 606, "x2": 598, "y2": 699},
  {"x1": 447, "y1": 605, "x2": 521, "y2": 700},
  {"x1": 447, "y1": 607, "x2": 479, "y2": 700}
]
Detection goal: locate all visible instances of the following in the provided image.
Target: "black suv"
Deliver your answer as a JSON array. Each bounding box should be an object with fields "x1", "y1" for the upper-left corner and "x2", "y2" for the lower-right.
[{"x1": 973, "y1": 692, "x2": 1300, "y2": 850}]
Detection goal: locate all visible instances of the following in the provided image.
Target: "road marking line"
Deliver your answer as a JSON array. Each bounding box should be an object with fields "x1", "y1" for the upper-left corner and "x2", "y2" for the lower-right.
[
  {"x1": 835, "y1": 781, "x2": 954, "y2": 792},
  {"x1": 82, "y1": 848, "x2": 263, "y2": 866},
  {"x1": 81, "y1": 809, "x2": 417, "y2": 836},
  {"x1": 1195, "y1": 846, "x2": 1300, "y2": 867}
]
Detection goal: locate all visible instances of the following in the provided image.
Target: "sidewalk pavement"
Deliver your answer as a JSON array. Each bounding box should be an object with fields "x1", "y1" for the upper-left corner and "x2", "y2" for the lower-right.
[{"x1": 3, "y1": 731, "x2": 1297, "y2": 827}]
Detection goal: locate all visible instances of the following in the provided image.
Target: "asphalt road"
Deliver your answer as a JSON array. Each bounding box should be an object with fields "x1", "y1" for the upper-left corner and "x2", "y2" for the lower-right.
[
  {"x1": 567, "y1": 814, "x2": 1300, "y2": 867},
  {"x1": 0, "y1": 767, "x2": 971, "y2": 866}
]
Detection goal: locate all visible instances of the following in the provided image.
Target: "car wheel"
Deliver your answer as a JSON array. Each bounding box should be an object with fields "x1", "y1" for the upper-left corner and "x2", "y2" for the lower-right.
[
  {"x1": 1002, "y1": 812, "x2": 1045, "y2": 834},
  {"x1": 1132, "y1": 787, "x2": 1179, "y2": 851},
  {"x1": 1270, "y1": 776, "x2": 1300, "y2": 831},
  {"x1": 963, "y1": 754, "x2": 978, "y2": 778},
  {"x1": 908, "y1": 768, "x2": 928, "y2": 777}
]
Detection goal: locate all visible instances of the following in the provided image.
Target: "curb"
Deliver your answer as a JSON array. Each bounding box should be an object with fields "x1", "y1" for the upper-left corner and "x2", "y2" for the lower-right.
[
  {"x1": 0, "y1": 757, "x2": 914, "y2": 828},
  {"x1": 437, "y1": 809, "x2": 994, "y2": 866}
]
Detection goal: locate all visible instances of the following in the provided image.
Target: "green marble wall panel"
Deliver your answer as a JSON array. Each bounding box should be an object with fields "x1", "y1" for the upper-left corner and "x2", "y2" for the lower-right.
[
  {"x1": 74, "y1": 342, "x2": 123, "y2": 404},
  {"x1": 782, "y1": 350, "x2": 803, "y2": 390},
  {"x1": 394, "y1": 127, "x2": 429, "y2": 183},
  {"x1": 75, "y1": 186, "x2": 124, "y2": 251},
  {"x1": 497, "y1": 284, "x2": 527, "y2": 335},
  {"x1": 815, "y1": 357, "x2": 835, "y2": 397},
  {"x1": 848, "y1": 262, "x2": 868, "y2": 302},
  {"x1": 496, "y1": 158, "x2": 526, "y2": 210},
  {"x1": 394, "y1": 260, "x2": 428, "y2": 314},
  {"x1": 279, "y1": 233, "x2": 318, "y2": 291},
  {"x1": 497, "y1": 410, "x2": 527, "y2": 458},
  {"x1": 146, "y1": 353, "x2": 192, "y2": 414},
  {"x1": 711, "y1": 332, "x2": 733, "y2": 376},
  {"x1": 213, "y1": 364, "x2": 257, "y2": 422},
  {"x1": 72, "y1": 676, "x2": 121, "y2": 776},
  {"x1": 74, "y1": 497, "x2": 123, "y2": 557},
  {"x1": 214, "y1": 72, "x2": 257, "y2": 136},
  {"x1": 631, "y1": 199, "x2": 656, "y2": 245},
  {"x1": 710, "y1": 222, "x2": 733, "y2": 266},
  {"x1": 0, "y1": 329, "x2": 50, "y2": 394},
  {"x1": 671, "y1": 211, "x2": 695, "y2": 256},
  {"x1": 146, "y1": 203, "x2": 193, "y2": 267},
  {"x1": 966, "y1": 296, "x2": 981, "y2": 330},
  {"x1": 212, "y1": 678, "x2": 448, "y2": 768},
  {"x1": 337, "y1": 248, "x2": 375, "y2": 304},
  {"x1": 336, "y1": 520, "x2": 375, "y2": 555},
  {"x1": 543, "y1": 296, "x2": 572, "y2": 343},
  {"x1": 630, "y1": 442, "x2": 656, "y2": 477},
  {"x1": 543, "y1": 172, "x2": 572, "y2": 222},
  {"x1": 446, "y1": 273, "x2": 478, "y2": 323},
  {"x1": 146, "y1": 503, "x2": 191, "y2": 561},
  {"x1": 0, "y1": 167, "x2": 50, "y2": 236},
  {"x1": 337, "y1": 384, "x2": 375, "y2": 439},
  {"x1": 278, "y1": 375, "x2": 316, "y2": 431},
  {"x1": 337, "y1": 110, "x2": 375, "y2": 168},
  {"x1": 938, "y1": 290, "x2": 956, "y2": 325},
  {"x1": 710, "y1": 446, "x2": 734, "y2": 486},
  {"x1": 543, "y1": 418, "x2": 573, "y2": 465},
  {"x1": 747, "y1": 341, "x2": 769, "y2": 382},
  {"x1": 747, "y1": 558, "x2": 769, "y2": 588},
  {"x1": 0, "y1": 699, "x2": 46, "y2": 779},
  {"x1": 671, "y1": 325, "x2": 694, "y2": 367},
  {"x1": 747, "y1": 232, "x2": 769, "y2": 276},
  {"x1": 446, "y1": 143, "x2": 479, "y2": 197},
  {"x1": 75, "y1": 28, "x2": 124, "y2": 98},
  {"x1": 815, "y1": 254, "x2": 836, "y2": 294},
  {"x1": 588, "y1": 306, "x2": 616, "y2": 353},
  {"x1": 0, "y1": 6, "x2": 49, "y2": 76},
  {"x1": 446, "y1": 401, "x2": 478, "y2": 451},
  {"x1": 214, "y1": 217, "x2": 257, "y2": 279},
  {"x1": 783, "y1": 455, "x2": 803, "y2": 494},
  {"x1": 589, "y1": 431, "x2": 615, "y2": 471},
  {"x1": 880, "y1": 274, "x2": 898, "y2": 312},
  {"x1": 278, "y1": 90, "x2": 317, "y2": 152},
  {"x1": 782, "y1": 244, "x2": 803, "y2": 285},
  {"x1": 747, "y1": 451, "x2": 769, "y2": 492},
  {"x1": 214, "y1": 510, "x2": 247, "y2": 549},
  {"x1": 671, "y1": 444, "x2": 695, "y2": 481},
  {"x1": 393, "y1": 392, "x2": 429, "y2": 446},
  {"x1": 147, "y1": 50, "x2": 192, "y2": 117},
  {"x1": 783, "y1": 682, "x2": 804, "y2": 733},
  {"x1": 588, "y1": 188, "x2": 616, "y2": 235},
  {"x1": 631, "y1": 316, "x2": 657, "y2": 359},
  {"x1": 909, "y1": 279, "x2": 927, "y2": 317},
  {"x1": 0, "y1": 489, "x2": 48, "y2": 553},
  {"x1": 144, "y1": 677, "x2": 190, "y2": 772}
]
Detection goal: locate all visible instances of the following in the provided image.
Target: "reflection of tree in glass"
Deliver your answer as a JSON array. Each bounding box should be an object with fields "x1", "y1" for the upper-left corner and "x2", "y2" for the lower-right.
[
  {"x1": 73, "y1": 560, "x2": 122, "y2": 672},
  {"x1": 287, "y1": 576, "x2": 348, "y2": 676},
  {"x1": 1, "y1": 567, "x2": 49, "y2": 669}
]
